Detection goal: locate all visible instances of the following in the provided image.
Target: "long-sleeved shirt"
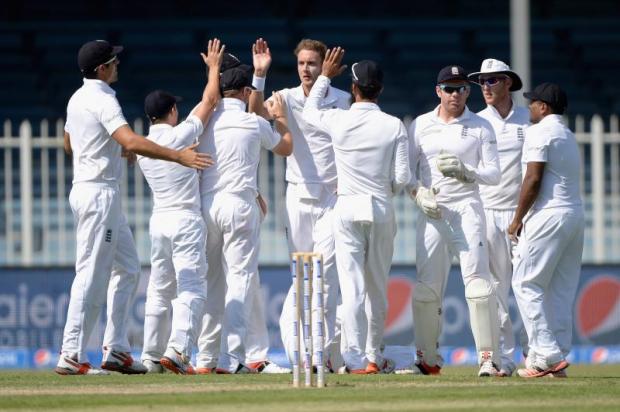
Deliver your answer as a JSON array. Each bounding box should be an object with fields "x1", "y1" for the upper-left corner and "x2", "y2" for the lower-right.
[
  {"x1": 408, "y1": 105, "x2": 500, "y2": 205},
  {"x1": 303, "y1": 75, "x2": 410, "y2": 221}
]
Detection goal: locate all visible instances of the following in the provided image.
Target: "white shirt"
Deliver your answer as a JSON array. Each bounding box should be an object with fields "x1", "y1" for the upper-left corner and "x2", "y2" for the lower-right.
[
  {"x1": 522, "y1": 114, "x2": 582, "y2": 210},
  {"x1": 198, "y1": 98, "x2": 281, "y2": 198},
  {"x1": 478, "y1": 103, "x2": 530, "y2": 209},
  {"x1": 137, "y1": 115, "x2": 204, "y2": 213},
  {"x1": 65, "y1": 79, "x2": 128, "y2": 185},
  {"x1": 269, "y1": 84, "x2": 350, "y2": 196},
  {"x1": 303, "y1": 75, "x2": 410, "y2": 222},
  {"x1": 409, "y1": 105, "x2": 500, "y2": 205}
]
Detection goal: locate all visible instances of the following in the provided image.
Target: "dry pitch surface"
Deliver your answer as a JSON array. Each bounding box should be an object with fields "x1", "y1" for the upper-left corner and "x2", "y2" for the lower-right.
[{"x1": 1, "y1": 365, "x2": 619, "y2": 411}]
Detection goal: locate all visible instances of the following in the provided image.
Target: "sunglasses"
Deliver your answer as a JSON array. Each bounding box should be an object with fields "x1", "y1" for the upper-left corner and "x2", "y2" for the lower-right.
[
  {"x1": 439, "y1": 84, "x2": 469, "y2": 94},
  {"x1": 479, "y1": 76, "x2": 506, "y2": 86}
]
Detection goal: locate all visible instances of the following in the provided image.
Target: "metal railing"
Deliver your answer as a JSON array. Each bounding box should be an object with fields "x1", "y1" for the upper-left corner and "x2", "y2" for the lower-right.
[{"x1": 1, "y1": 115, "x2": 619, "y2": 266}]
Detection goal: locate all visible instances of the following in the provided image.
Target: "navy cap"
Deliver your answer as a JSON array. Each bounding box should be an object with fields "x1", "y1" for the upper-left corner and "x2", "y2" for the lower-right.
[
  {"x1": 352, "y1": 60, "x2": 383, "y2": 88},
  {"x1": 220, "y1": 64, "x2": 253, "y2": 91},
  {"x1": 78, "y1": 40, "x2": 123, "y2": 74},
  {"x1": 437, "y1": 65, "x2": 469, "y2": 84},
  {"x1": 144, "y1": 90, "x2": 182, "y2": 121},
  {"x1": 523, "y1": 82, "x2": 568, "y2": 111},
  {"x1": 221, "y1": 53, "x2": 242, "y2": 72}
]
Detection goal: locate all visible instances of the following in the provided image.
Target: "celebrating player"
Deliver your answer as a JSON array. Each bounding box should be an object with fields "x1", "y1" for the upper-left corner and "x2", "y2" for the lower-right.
[
  {"x1": 468, "y1": 58, "x2": 530, "y2": 377},
  {"x1": 509, "y1": 83, "x2": 583, "y2": 378},
  {"x1": 138, "y1": 39, "x2": 224, "y2": 375},
  {"x1": 248, "y1": 38, "x2": 350, "y2": 371},
  {"x1": 303, "y1": 48, "x2": 410, "y2": 373},
  {"x1": 56, "y1": 40, "x2": 212, "y2": 375},
  {"x1": 406, "y1": 65, "x2": 502, "y2": 377}
]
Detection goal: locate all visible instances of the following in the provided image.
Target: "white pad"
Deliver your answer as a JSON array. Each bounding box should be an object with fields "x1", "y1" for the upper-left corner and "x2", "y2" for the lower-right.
[
  {"x1": 412, "y1": 282, "x2": 441, "y2": 366},
  {"x1": 465, "y1": 277, "x2": 501, "y2": 366}
]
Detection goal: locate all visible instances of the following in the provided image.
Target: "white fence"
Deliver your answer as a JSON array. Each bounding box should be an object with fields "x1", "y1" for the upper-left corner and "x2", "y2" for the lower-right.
[{"x1": 1, "y1": 115, "x2": 619, "y2": 266}]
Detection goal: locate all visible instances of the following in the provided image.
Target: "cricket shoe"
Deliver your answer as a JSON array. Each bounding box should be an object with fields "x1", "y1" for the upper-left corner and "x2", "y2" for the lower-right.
[
  {"x1": 496, "y1": 363, "x2": 516, "y2": 378},
  {"x1": 195, "y1": 366, "x2": 216, "y2": 374},
  {"x1": 478, "y1": 360, "x2": 500, "y2": 377},
  {"x1": 142, "y1": 359, "x2": 164, "y2": 374},
  {"x1": 366, "y1": 358, "x2": 396, "y2": 374},
  {"x1": 517, "y1": 359, "x2": 569, "y2": 378},
  {"x1": 160, "y1": 348, "x2": 196, "y2": 375},
  {"x1": 101, "y1": 348, "x2": 147, "y2": 374},
  {"x1": 546, "y1": 369, "x2": 568, "y2": 378},
  {"x1": 247, "y1": 360, "x2": 292, "y2": 374},
  {"x1": 338, "y1": 365, "x2": 373, "y2": 374},
  {"x1": 55, "y1": 354, "x2": 110, "y2": 376}
]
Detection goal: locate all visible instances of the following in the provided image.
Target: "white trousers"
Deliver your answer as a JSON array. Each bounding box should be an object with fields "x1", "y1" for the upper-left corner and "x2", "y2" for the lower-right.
[
  {"x1": 485, "y1": 208, "x2": 517, "y2": 369},
  {"x1": 62, "y1": 183, "x2": 140, "y2": 362},
  {"x1": 280, "y1": 183, "x2": 339, "y2": 365},
  {"x1": 512, "y1": 207, "x2": 584, "y2": 365},
  {"x1": 333, "y1": 198, "x2": 396, "y2": 370},
  {"x1": 141, "y1": 211, "x2": 207, "y2": 360},
  {"x1": 415, "y1": 200, "x2": 495, "y2": 363},
  {"x1": 196, "y1": 192, "x2": 261, "y2": 371}
]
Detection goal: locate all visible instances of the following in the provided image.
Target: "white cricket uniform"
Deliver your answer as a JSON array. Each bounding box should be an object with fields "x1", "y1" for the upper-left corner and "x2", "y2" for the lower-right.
[
  {"x1": 304, "y1": 75, "x2": 410, "y2": 370},
  {"x1": 409, "y1": 105, "x2": 501, "y2": 366},
  {"x1": 276, "y1": 83, "x2": 351, "y2": 366},
  {"x1": 477, "y1": 103, "x2": 529, "y2": 370},
  {"x1": 195, "y1": 98, "x2": 281, "y2": 371},
  {"x1": 512, "y1": 114, "x2": 584, "y2": 366},
  {"x1": 138, "y1": 115, "x2": 207, "y2": 361},
  {"x1": 61, "y1": 78, "x2": 140, "y2": 362}
]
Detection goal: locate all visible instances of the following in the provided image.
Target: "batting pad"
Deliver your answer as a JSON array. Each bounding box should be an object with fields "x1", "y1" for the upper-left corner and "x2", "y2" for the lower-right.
[
  {"x1": 412, "y1": 282, "x2": 442, "y2": 366},
  {"x1": 465, "y1": 277, "x2": 501, "y2": 366}
]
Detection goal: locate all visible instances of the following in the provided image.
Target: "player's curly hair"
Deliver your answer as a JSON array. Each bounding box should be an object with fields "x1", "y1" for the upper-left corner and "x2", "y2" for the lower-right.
[{"x1": 294, "y1": 39, "x2": 327, "y2": 61}]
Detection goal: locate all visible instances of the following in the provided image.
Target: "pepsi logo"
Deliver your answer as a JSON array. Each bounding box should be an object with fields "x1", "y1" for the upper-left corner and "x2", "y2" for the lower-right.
[
  {"x1": 450, "y1": 348, "x2": 469, "y2": 365},
  {"x1": 33, "y1": 349, "x2": 51, "y2": 367},
  {"x1": 384, "y1": 277, "x2": 414, "y2": 336},
  {"x1": 592, "y1": 347, "x2": 609, "y2": 364},
  {"x1": 576, "y1": 275, "x2": 620, "y2": 344}
]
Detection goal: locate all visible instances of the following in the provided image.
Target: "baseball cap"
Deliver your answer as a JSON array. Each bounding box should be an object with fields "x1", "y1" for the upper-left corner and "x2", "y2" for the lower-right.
[
  {"x1": 144, "y1": 90, "x2": 182, "y2": 121},
  {"x1": 220, "y1": 64, "x2": 253, "y2": 91},
  {"x1": 221, "y1": 53, "x2": 242, "y2": 72},
  {"x1": 351, "y1": 60, "x2": 383, "y2": 88},
  {"x1": 78, "y1": 40, "x2": 123, "y2": 74},
  {"x1": 437, "y1": 65, "x2": 469, "y2": 84},
  {"x1": 467, "y1": 58, "x2": 523, "y2": 91},
  {"x1": 523, "y1": 82, "x2": 568, "y2": 112}
]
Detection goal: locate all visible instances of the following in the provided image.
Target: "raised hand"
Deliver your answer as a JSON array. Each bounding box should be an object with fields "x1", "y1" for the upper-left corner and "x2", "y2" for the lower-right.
[
  {"x1": 201, "y1": 38, "x2": 225, "y2": 71},
  {"x1": 321, "y1": 47, "x2": 347, "y2": 79},
  {"x1": 267, "y1": 92, "x2": 287, "y2": 120},
  {"x1": 252, "y1": 38, "x2": 271, "y2": 77}
]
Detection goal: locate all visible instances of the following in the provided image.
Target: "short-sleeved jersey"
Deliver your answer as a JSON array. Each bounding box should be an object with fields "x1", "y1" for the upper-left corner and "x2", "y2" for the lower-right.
[
  {"x1": 522, "y1": 114, "x2": 582, "y2": 210},
  {"x1": 137, "y1": 115, "x2": 204, "y2": 213},
  {"x1": 65, "y1": 79, "x2": 128, "y2": 185},
  {"x1": 477, "y1": 103, "x2": 530, "y2": 209},
  {"x1": 198, "y1": 98, "x2": 281, "y2": 197}
]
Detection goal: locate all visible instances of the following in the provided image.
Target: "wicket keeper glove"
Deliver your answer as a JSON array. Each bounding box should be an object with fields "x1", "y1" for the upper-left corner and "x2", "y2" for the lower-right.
[
  {"x1": 414, "y1": 186, "x2": 441, "y2": 219},
  {"x1": 436, "y1": 153, "x2": 475, "y2": 183}
]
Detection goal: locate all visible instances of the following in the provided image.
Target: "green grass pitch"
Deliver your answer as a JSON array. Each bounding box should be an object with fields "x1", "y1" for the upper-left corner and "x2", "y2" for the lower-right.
[{"x1": 1, "y1": 365, "x2": 619, "y2": 411}]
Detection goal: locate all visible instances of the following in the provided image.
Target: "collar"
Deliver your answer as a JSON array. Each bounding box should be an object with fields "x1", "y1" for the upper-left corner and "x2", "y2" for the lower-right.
[
  {"x1": 291, "y1": 84, "x2": 338, "y2": 106},
  {"x1": 82, "y1": 78, "x2": 116, "y2": 95},
  {"x1": 350, "y1": 102, "x2": 380, "y2": 111},
  {"x1": 486, "y1": 99, "x2": 517, "y2": 121},
  {"x1": 217, "y1": 98, "x2": 247, "y2": 111},
  {"x1": 432, "y1": 104, "x2": 471, "y2": 124},
  {"x1": 539, "y1": 114, "x2": 564, "y2": 126},
  {"x1": 148, "y1": 123, "x2": 173, "y2": 133}
]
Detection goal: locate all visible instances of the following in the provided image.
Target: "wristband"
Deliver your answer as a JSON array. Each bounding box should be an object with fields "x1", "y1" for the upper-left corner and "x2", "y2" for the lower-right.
[{"x1": 252, "y1": 75, "x2": 266, "y2": 92}]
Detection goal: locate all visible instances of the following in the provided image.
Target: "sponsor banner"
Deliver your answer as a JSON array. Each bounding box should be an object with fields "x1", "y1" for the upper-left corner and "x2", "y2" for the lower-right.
[{"x1": 0, "y1": 265, "x2": 618, "y2": 359}]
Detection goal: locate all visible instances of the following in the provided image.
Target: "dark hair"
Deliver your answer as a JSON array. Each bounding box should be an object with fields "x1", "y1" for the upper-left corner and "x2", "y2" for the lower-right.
[
  {"x1": 357, "y1": 84, "x2": 382, "y2": 100},
  {"x1": 548, "y1": 103, "x2": 565, "y2": 115},
  {"x1": 83, "y1": 68, "x2": 98, "y2": 79}
]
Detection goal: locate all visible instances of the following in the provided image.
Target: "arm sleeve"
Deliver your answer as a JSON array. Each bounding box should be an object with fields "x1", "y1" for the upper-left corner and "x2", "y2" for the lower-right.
[
  {"x1": 172, "y1": 115, "x2": 204, "y2": 146},
  {"x1": 100, "y1": 96, "x2": 129, "y2": 136},
  {"x1": 524, "y1": 127, "x2": 549, "y2": 162},
  {"x1": 302, "y1": 75, "x2": 341, "y2": 134},
  {"x1": 405, "y1": 119, "x2": 419, "y2": 193},
  {"x1": 392, "y1": 121, "x2": 411, "y2": 194},
  {"x1": 258, "y1": 116, "x2": 281, "y2": 150},
  {"x1": 468, "y1": 124, "x2": 501, "y2": 185}
]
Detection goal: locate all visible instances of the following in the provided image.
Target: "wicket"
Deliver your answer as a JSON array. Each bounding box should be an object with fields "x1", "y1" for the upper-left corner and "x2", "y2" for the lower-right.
[{"x1": 290, "y1": 252, "x2": 325, "y2": 388}]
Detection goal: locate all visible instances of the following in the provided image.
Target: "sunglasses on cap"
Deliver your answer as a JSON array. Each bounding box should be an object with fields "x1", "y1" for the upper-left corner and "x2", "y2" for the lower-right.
[
  {"x1": 479, "y1": 76, "x2": 506, "y2": 86},
  {"x1": 439, "y1": 84, "x2": 469, "y2": 94}
]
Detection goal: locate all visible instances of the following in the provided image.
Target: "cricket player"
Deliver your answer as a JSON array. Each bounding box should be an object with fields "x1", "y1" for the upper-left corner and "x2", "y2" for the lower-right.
[
  {"x1": 195, "y1": 58, "x2": 293, "y2": 373},
  {"x1": 468, "y1": 58, "x2": 529, "y2": 377},
  {"x1": 407, "y1": 65, "x2": 502, "y2": 377},
  {"x1": 138, "y1": 39, "x2": 224, "y2": 375},
  {"x1": 508, "y1": 83, "x2": 583, "y2": 378},
  {"x1": 303, "y1": 49, "x2": 410, "y2": 373},
  {"x1": 248, "y1": 38, "x2": 350, "y2": 370},
  {"x1": 56, "y1": 40, "x2": 212, "y2": 375}
]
